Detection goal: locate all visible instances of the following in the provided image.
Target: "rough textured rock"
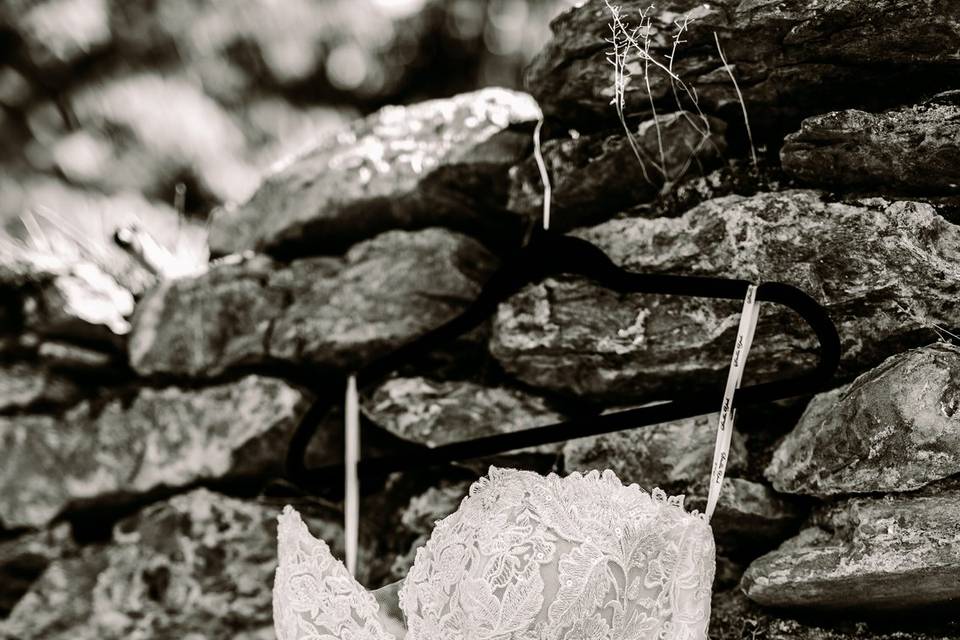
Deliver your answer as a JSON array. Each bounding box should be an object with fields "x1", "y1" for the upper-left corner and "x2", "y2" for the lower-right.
[
  {"x1": 690, "y1": 478, "x2": 804, "y2": 551},
  {"x1": 0, "y1": 375, "x2": 309, "y2": 528},
  {"x1": 527, "y1": 0, "x2": 960, "y2": 133},
  {"x1": 766, "y1": 343, "x2": 960, "y2": 498},
  {"x1": 781, "y1": 92, "x2": 960, "y2": 194},
  {"x1": 0, "y1": 489, "x2": 346, "y2": 640},
  {"x1": 563, "y1": 412, "x2": 748, "y2": 494},
  {"x1": 508, "y1": 112, "x2": 726, "y2": 230},
  {"x1": 0, "y1": 524, "x2": 76, "y2": 617},
  {"x1": 711, "y1": 589, "x2": 960, "y2": 640},
  {"x1": 0, "y1": 362, "x2": 79, "y2": 411},
  {"x1": 364, "y1": 377, "x2": 565, "y2": 453},
  {"x1": 741, "y1": 488, "x2": 960, "y2": 610},
  {"x1": 750, "y1": 620, "x2": 960, "y2": 640},
  {"x1": 0, "y1": 552, "x2": 105, "y2": 640},
  {"x1": 629, "y1": 158, "x2": 785, "y2": 221},
  {"x1": 208, "y1": 88, "x2": 541, "y2": 257},
  {"x1": 491, "y1": 190, "x2": 960, "y2": 402},
  {"x1": 752, "y1": 622, "x2": 960, "y2": 640},
  {"x1": 130, "y1": 227, "x2": 497, "y2": 377}
]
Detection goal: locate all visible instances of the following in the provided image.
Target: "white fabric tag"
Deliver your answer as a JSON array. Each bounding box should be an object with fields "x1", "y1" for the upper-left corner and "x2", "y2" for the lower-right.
[
  {"x1": 705, "y1": 285, "x2": 760, "y2": 521},
  {"x1": 344, "y1": 374, "x2": 360, "y2": 576},
  {"x1": 533, "y1": 116, "x2": 551, "y2": 230}
]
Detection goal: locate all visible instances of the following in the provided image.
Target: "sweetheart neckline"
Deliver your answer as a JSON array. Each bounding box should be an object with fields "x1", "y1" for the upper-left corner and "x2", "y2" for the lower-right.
[
  {"x1": 473, "y1": 465, "x2": 710, "y2": 520},
  {"x1": 275, "y1": 464, "x2": 717, "y2": 640}
]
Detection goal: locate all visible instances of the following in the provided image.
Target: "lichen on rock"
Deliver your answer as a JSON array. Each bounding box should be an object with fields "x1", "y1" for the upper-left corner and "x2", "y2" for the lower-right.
[
  {"x1": 492, "y1": 190, "x2": 960, "y2": 403},
  {"x1": 741, "y1": 487, "x2": 960, "y2": 610},
  {"x1": 129, "y1": 227, "x2": 498, "y2": 377},
  {"x1": 0, "y1": 489, "x2": 347, "y2": 640},
  {"x1": 365, "y1": 376, "x2": 565, "y2": 454},
  {"x1": 766, "y1": 343, "x2": 960, "y2": 497},
  {"x1": 526, "y1": 0, "x2": 960, "y2": 133},
  {"x1": 781, "y1": 92, "x2": 960, "y2": 194},
  {"x1": 0, "y1": 375, "x2": 310, "y2": 529},
  {"x1": 208, "y1": 88, "x2": 541, "y2": 256}
]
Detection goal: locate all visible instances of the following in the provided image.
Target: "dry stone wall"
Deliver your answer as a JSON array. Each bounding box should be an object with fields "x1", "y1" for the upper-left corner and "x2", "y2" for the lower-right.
[{"x1": 2, "y1": 0, "x2": 960, "y2": 638}]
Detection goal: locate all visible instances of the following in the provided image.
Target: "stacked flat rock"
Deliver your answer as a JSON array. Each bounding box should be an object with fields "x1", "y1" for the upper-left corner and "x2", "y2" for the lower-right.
[
  {"x1": 741, "y1": 487, "x2": 960, "y2": 610},
  {"x1": 781, "y1": 92, "x2": 960, "y2": 193},
  {"x1": 129, "y1": 228, "x2": 498, "y2": 377},
  {"x1": 208, "y1": 88, "x2": 541, "y2": 256},
  {"x1": 743, "y1": 344, "x2": 960, "y2": 610},
  {"x1": 0, "y1": 375, "x2": 309, "y2": 529},
  {"x1": 766, "y1": 343, "x2": 960, "y2": 497},
  {"x1": 0, "y1": 490, "x2": 347, "y2": 640},
  {"x1": 526, "y1": 0, "x2": 960, "y2": 132},
  {"x1": 491, "y1": 190, "x2": 960, "y2": 402}
]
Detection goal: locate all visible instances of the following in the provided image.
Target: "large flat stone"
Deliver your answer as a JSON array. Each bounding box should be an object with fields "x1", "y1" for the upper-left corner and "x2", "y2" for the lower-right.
[
  {"x1": 781, "y1": 92, "x2": 960, "y2": 194},
  {"x1": 508, "y1": 112, "x2": 726, "y2": 230},
  {"x1": 526, "y1": 0, "x2": 960, "y2": 132},
  {"x1": 741, "y1": 488, "x2": 960, "y2": 610},
  {"x1": 130, "y1": 228, "x2": 497, "y2": 377},
  {"x1": 364, "y1": 377, "x2": 565, "y2": 454},
  {"x1": 208, "y1": 88, "x2": 540, "y2": 257},
  {"x1": 0, "y1": 375, "x2": 309, "y2": 528},
  {"x1": 490, "y1": 190, "x2": 960, "y2": 403},
  {"x1": 766, "y1": 343, "x2": 960, "y2": 498},
  {"x1": 0, "y1": 489, "x2": 345, "y2": 640}
]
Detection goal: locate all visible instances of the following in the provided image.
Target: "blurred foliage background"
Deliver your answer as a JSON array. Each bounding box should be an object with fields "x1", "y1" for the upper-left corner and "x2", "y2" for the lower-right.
[{"x1": 0, "y1": 0, "x2": 574, "y2": 259}]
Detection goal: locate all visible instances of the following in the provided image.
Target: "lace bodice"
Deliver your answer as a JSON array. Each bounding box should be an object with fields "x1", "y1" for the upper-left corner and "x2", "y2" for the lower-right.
[
  {"x1": 273, "y1": 504, "x2": 398, "y2": 640},
  {"x1": 274, "y1": 467, "x2": 715, "y2": 640}
]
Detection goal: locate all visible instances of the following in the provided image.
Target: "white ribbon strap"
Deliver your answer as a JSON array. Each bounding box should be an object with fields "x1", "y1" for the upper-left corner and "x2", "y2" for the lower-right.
[
  {"x1": 344, "y1": 374, "x2": 360, "y2": 577},
  {"x1": 705, "y1": 285, "x2": 760, "y2": 521},
  {"x1": 533, "y1": 116, "x2": 551, "y2": 231}
]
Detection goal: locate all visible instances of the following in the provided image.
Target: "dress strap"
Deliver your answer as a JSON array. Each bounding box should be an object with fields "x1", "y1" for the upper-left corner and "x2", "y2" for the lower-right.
[
  {"x1": 345, "y1": 374, "x2": 360, "y2": 576},
  {"x1": 705, "y1": 284, "x2": 760, "y2": 521}
]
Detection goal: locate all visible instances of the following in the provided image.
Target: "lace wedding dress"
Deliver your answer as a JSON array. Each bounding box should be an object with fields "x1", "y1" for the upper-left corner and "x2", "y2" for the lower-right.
[{"x1": 273, "y1": 287, "x2": 760, "y2": 640}]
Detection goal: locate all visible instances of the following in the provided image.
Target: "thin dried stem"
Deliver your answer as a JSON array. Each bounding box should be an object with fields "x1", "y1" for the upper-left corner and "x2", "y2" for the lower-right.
[
  {"x1": 606, "y1": 5, "x2": 658, "y2": 185},
  {"x1": 532, "y1": 117, "x2": 552, "y2": 230},
  {"x1": 714, "y1": 31, "x2": 757, "y2": 169},
  {"x1": 605, "y1": 1, "x2": 714, "y2": 188},
  {"x1": 639, "y1": 6, "x2": 666, "y2": 174}
]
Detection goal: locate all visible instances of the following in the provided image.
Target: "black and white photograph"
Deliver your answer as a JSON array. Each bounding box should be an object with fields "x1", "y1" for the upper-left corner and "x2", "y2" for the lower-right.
[{"x1": 0, "y1": 0, "x2": 958, "y2": 638}]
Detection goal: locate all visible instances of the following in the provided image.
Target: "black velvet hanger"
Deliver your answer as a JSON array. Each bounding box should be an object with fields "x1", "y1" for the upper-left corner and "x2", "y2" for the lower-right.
[{"x1": 284, "y1": 226, "x2": 841, "y2": 496}]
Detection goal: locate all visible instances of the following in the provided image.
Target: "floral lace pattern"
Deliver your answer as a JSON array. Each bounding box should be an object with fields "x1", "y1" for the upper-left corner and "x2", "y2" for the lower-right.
[
  {"x1": 273, "y1": 506, "x2": 398, "y2": 640},
  {"x1": 274, "y1": 467, "x2": 715, "y2": 640},
  {"x1": 400, "y1": 467, "x2": 715, "y2": 640}
]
